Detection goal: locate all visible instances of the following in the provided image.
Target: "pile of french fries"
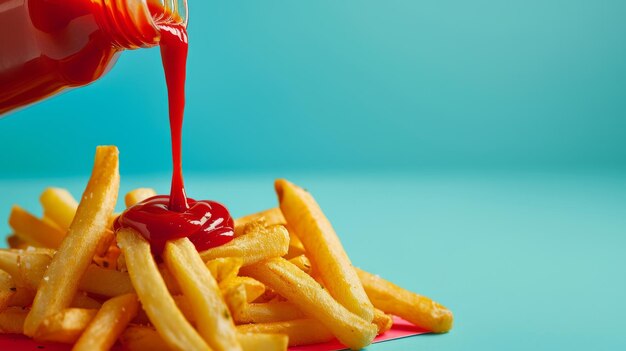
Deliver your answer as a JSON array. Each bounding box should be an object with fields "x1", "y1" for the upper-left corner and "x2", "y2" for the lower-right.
[{"x1": 0, "y1": 146, "x2": 453, "y2": 351}]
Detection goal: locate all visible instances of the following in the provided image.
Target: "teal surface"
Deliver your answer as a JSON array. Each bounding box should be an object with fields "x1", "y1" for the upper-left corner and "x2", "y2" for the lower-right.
[
  {"x1": 1, "y1": 171, "x2": 625, "y2": 350},
  {"x1": 2, "y1": 1, "x2": 626, "y2": 176}
]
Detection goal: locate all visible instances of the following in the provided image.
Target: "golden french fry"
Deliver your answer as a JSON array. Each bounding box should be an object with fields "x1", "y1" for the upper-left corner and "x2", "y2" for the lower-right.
[
  {"x1": 199, "y1": 224, "x2": 289, "y2": 266},
  {"x1": 71, "y1": 292, "x2": 102, "y2": 309},
  {"x1": 356, "y1": 268, "x2": 453, "y2": 333},
  {"x1": 35, "y1": 308, "x2": 97, "y2": 343},
  {"x1": 163, "y1": 238, "x2": 242, "y2": 351},
  {"x1": 108, "y1": 213, "x2": 119, "y2": 230},
  {"x1": 6, "y1": 235, "x2": 28, "y2": 250},
  {"x1": 157, "y1": 264, "x2": 182, "y2": 294},
  {"x1": 121, "y1": 325, "x2": 288, "y2": 351},
  {"x1": 285, "y1": 230, "x2": 306, "y2": 259},
  {"x1": 40, "y1": 187, "x2": 78, "y2": 231},
  {"x1": 237, "y1": 332, "x2": 288, "y2": 351},
  {"x1": 2, "y1": 249, "x2": 134, "y2": 297},
  {"x1": 275, "y1": 179, "x2": 374, "y2": 322},
  {"x1": 17, "y1": 251, "x2": 53, "y2": 289},
  {"x1": 0, "y1": 251, "x2": 19, "y2": 282},
  {"x1": 93, "y1": 244, "x2": 120, "y2": 270},
  {"x1": 241, "y1": 257, "x2": 377, "y2": 350},
  {"x1": 7, "y1": 287, "x2": 35, "y2": 307},
  {"x1": 373, "y1": 308, "x2": 393, "y2": 334},
  {"x1": 222, "y1": 283, "x2": 247, "y2": 322},
  {"x1": 25, "y1": 146, "x2": 120, "y2": 337},
  {"x1": 125, "y1": 188, "x2": 156, "y2": 208},
  {"x1": 81, "y1": 264, "x2": 134, "y2": 297},
  {"x1": 94, "y1": 229, "x2": 115, "y2": 257},
  {"x1": 288, "y1": 255, "x2": 312, "y2": 274},
  {"x1": 221, "y1": 276, "x2": 266, "y2": 303},
  {"x1": 234, "y1": 208, "x2": 286, "y2": 236},
  {"x1": 237, "y1": 319, "x2": 334, "y2": 347},
  {"x1": 235, "y1": 301, "x2": 306, "y2": 324},
  {"x1": 73, "y1": 293, "x2": 139, "y2": 351},
  {"x1": 0, "y1": 307, "x2": 28, "y2": 333},
  {"x1": 205, "y1": 257, "x2": 243, "y2": 283},
  {"x1": 9, "y1": 205, "x2": 65, "y2": 248},
  {"x1": 117, "y1": 228, "x2": 209, "y2": 351},
  {"x1": 0, "y1": 270, "x2": 15, "y2": 311},
  {"x1": 120, "y1": 326, "x2": 171, "y2": 351},
  {"x1": 253, "y1": 286, "x2": 280, "y2": 304}
]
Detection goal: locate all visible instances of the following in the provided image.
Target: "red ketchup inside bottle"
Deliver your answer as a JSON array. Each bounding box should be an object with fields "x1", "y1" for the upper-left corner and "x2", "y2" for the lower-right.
[{"x1": 115, "y1": 15, "x2": 235, "y2": 255}]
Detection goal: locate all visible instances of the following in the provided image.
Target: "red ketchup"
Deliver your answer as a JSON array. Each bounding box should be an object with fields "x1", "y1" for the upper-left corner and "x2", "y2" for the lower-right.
[
  {"x1": 115, "y1": 21, "x2": 235, "y2": 255},
  {"x1": 114, "y1": 195, "x2": 234, "y2": 255}
]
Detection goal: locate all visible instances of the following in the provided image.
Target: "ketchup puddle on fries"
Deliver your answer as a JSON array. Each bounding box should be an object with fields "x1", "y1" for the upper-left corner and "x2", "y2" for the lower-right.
[{"x1": 115, "y1": 20, "x2": 235, "y2": 255}]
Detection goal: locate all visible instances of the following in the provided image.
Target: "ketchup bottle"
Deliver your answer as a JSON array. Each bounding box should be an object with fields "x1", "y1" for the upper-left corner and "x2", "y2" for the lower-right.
[{"x1": 0, "y1": 0, "x2": 188, "y2": 115}]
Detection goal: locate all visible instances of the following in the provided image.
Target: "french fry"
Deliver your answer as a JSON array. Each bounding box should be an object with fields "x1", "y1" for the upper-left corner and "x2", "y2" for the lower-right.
[
  {"x1": 24, "y1": 146, "x2": 120, "y2": 337},
  {"x1": 94, "y1": 229, "x2": 115, "y2": 257},
  {"x1": 17, "y1": 251, "x2": 53, "y2": 289},
  {"x1": 356, "y1": 268, "x2": 454, "y2": 333},
  {"x1": 285, "y1": 230, "x2": 306, "y2": 259},
  {"x1": 222, "y1": 283, "x2": 247, "y2": 322},
  {"x1": 373, "y1": 308, "x2": 393, "y2": 334},
  {"x1": 234, "y1": 208, "x2": 286, "y2": 236},
  {"x1": 275, "y1": 179, "x2": 374, "y2": 322},
  {"x1": 40, "y1": 187, "x2": 78, "y2": 231},
  {"x1": 108, "y1": 213, "x2": 119, "y2": 230},
  {"x1": 117, "y1": 228, "x2": 209, "y2": 351},
  {"x1": 199, "y1": 224, "x2": 289, "y2": 265},
  {"x1": 9, "y1": 205, "x2": 65, "y2": 248},
  {"x1": 120, "y1": 326, "x2": 171, "y2": 351},
  {"x1": 2, "y1": 249, "x2": 134, "y2": 297},
  {"x1": 237, "y1": 332, "x2": 288, "y2": 351},
  {"x1": 80, "y1": 264, "x2": 134, "y2": 297},
  {"x1": 7, "y1": 287, "x2": 35, "y2": 307},
  {"x1": 171, "y1": 295, "x2": 195, "y2": 322},
  {"x1": 235, "y1": 301, "x2": 306, "y2": 324},
  {"x1": 35, "y1": 308, "x2": 97, "y2": 343},
  {"x1": 288, "y1": 255, "x2": 312, "y2": 274},
  {"x1": 163, "y1": 237, "x2": 242, "y2": 351},
  {"x1": 0, "y1": 270, "x2": 15, "y2": 311},
  {"x1": 93, "y1": 244, "x2": 120, "y2": 270},
  {"x1": 71, "y1": 292, "x2": 102, "y2": 309},
  {"x1": 72, "y1": 293, "x2": 139, "y2": 351},
  {"x1": 125, "y1": 188, "x2": 156, "y2": 208},
  {"x1": 6, "y1": 235, "x2": 28, "y2": 249},
  {"x1": 254, "y1": 286, "x2": 280, "y2": 303},
  {"x1": 205, "y1": 257, "x2": 243, "y2": 283},
  {"x1": 237, "y1": 319, "x2": 334, "y2": 347},
  {"x1": 0, "y1": 307, "x2": 28, "y2": 333},
  {"x1": 157, "y1": 263, "x2": 182, "y2": 295},
  {"x1": 0, "y1": 251, "x2": 19, "y2": 282},
  {"x1": 241, "y1": 257, "x2": 377, "y2": 350},
  {"x1": 121, "y1": 325, "x2": 288, "y2": 351},
  {"x1": 221, "y1": 276, "x2": 266, "y2": 303}
]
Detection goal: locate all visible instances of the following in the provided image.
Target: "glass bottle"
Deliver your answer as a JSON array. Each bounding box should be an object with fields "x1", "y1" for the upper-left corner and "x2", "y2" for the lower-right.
[{"x1": 0, "y1": 0, "x2": 188, "y2": 115}]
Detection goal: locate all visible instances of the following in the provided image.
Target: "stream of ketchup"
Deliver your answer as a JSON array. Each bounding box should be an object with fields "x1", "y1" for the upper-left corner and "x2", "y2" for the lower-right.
[{"x1": 115, "y1": 22, "x2": 235, "y2": 255}]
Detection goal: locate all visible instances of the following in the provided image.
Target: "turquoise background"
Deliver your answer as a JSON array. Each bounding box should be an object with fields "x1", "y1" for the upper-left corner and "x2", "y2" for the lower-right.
[
  {"x1": 2, "y1": 1, "x2": 626, "y2": 350},
  {"x1": 2, "y1": 0, "x2": 626, "y2": 175}
]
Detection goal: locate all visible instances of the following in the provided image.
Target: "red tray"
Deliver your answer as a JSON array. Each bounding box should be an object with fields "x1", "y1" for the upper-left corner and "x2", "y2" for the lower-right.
[{"x1": 0, "y1": 317, "x2": 428, "y2": 350}]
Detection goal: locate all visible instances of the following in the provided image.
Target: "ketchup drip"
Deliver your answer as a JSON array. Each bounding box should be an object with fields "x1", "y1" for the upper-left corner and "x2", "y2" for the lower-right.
[
  {"x1": 116, "y1": 21, "x2": 235, "y2": 255},
  {"x1": 159, "y1": 23, "x2": 190, "y2": 212}
]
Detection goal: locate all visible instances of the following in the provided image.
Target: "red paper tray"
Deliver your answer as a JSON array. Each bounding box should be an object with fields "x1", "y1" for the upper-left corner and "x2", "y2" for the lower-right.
[{"x1": 0, "y1": 317, "x2": 428, "y2": 351}]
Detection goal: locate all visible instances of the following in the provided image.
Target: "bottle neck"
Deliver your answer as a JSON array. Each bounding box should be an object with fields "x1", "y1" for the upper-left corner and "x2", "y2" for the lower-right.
[{"x1": 97, "y1": 0, "x2": 188, "y2": 50}]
